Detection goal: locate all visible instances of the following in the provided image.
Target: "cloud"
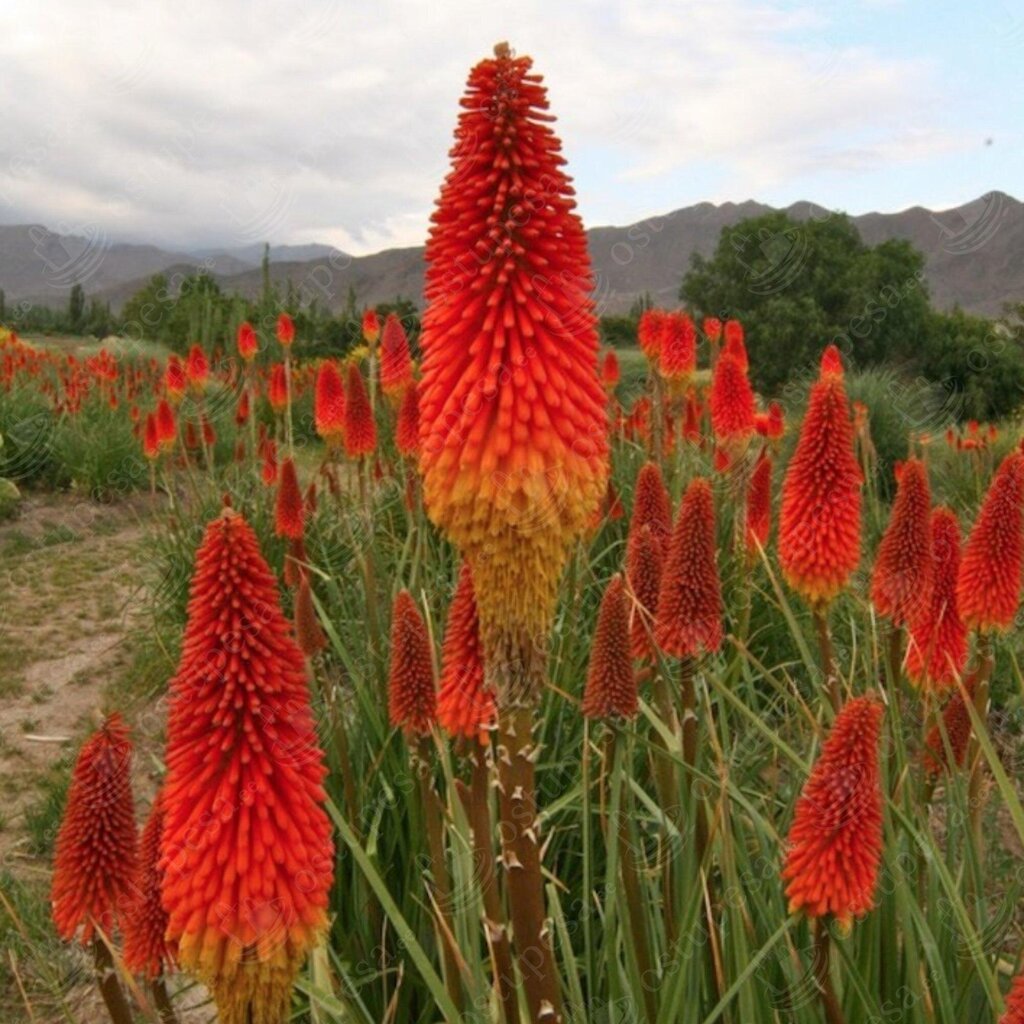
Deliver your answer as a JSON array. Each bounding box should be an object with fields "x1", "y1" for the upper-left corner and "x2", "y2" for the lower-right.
[{"x1": 0, "y1": 0, "x2": 974, "y2": 255}]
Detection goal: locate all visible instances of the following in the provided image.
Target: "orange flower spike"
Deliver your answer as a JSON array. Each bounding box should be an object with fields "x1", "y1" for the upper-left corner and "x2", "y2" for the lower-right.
[
  {"x1": 638, "y1": 308, "x2": 666, "y2": 362},
  {"x1": 237, "y1": 321, "x2": 258, "y2": 361},
  {"x1": 1000, "y1": 964, "x2": 1024, "y2": 1023},
  {"x1": 765, "y1": 400, "x2": 785, "y2": 441},
  {"x1": 379, "y1": 313, "x2": 414, "y2": 398},
  {"x1": 51, "y1": 714, "x2": 137, "y2": 944},
  {"x1": 745, "y1": 449, "x2": 773, "y2": 559},
  {"x1": 160, "y1": 510, "x2": 333, "y2": 1024},
  {"x1": 601, "y1": 349, "x2": 620, "y2": 392},
  {"x1": 343, "y1": 362, "x2": 377, "y2": 458},
  {"x1": 156, "y1": 398, "x2": 177, "y2": 450},
  {"x1": 275, "y1": 456, "x2": 304, "y2": 540},
  {"x1": 268, "y1": 362, "x2": 288, "y2": 413},
  {"x1": 123, "y1": 792, "x2": 175, "y2": 979},
  {"x1": 629, "y1": 461, "x2": 672, "y2": 547},
  {"x1": 654, "y1": 478, "x2": 723, "y2": 657},
  {"x1": 779, "y1": 345, "x2": 862, "y2": 607},
  {"x1": 362, "y1": 308, "x2": 380, "y2": 346},
  {"x1": 722, "y1": 320, "x2": 747, "y2": 370},
  {"x1": 658, "y1": 312, "x2": 697, "y2": 387},
  {"x1": 437, "y1": 563, "x2": 495, "y2": 741},
  {"x1": 388, "y1": 590, "x2": 437, "y2": 736},
  {"x1": 583, "y1": 574, "x2": 638, "y2": 720},
  {"x1": 956, "y1": 452, "x2": 1024, "y2": 633},
  {"x1": 395, "y1": 381, "x2": 420, "y2": 458},
  {"x1": 294, "y1": 573, "x2": 327, "y2": 657},
  {"x1": 143, "y1": 412, "x2": 160, "y2": 461},
  {"x1": 871, "y1": 457, "x2": 933, "y2": 626},
  {"x1": 276, "y1": 312, "x2": 295, "y2": 347},
  {"x1": 185, "y1": 344, "x2": 209, "y2": 392},
  {"x1": 417, "y1": 46, "x2": 609, "y2": 694},
  {"x1": 782, "y1": 695, "x2": 884, "y2": 931},
  {"x1": 709, "y1": 352, "x2": 755, "y2": 447},
  {"x1": 922, "y1": 679, "x2": 975, "y2": 775},
  {"x1": 314, "y1": 361, "x2": 346, "y2": 446},
  {"x1": 703, "y1": 317, "x2": 722, "y2": 344},
  {"x1": 627, "y1": 523, "x2": 662, "y2": 660},
  {"x1": 164, "y1": 355, "x2": 187, "y2": 402}
]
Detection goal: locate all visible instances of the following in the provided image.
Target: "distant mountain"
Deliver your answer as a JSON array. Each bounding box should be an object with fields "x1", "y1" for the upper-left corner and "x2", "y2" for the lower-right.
[{"x1": 2, "y1": 192, "x2": 1021, "y2": 317}]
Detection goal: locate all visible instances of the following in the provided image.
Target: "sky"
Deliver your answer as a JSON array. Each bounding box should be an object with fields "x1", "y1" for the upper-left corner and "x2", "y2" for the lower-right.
[{"x1": 0, "y1": 0, "x2": 1020, "y2": 256}]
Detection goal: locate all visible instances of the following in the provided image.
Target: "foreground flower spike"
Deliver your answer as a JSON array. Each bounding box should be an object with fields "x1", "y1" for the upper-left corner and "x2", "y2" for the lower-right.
[
  {"x1": 395, "y1": 381, "x2": 420, "y2": 458},
  {"x1": 658, "y1": 312, "x2": 696, "y2": 388},
  {"x1": 437, "y1": 563, "x2": 495, "y2": 740},
  {"x1": 343, "y1": 362, "x2": 377, "y2": 459},
  {"x1": 629, "y1": 461, "x2": 672, "y2": 546},
  {"x1": 956, "y1": 451, "x2": 1024, "y2": 633},
  {"x1": 627, "y1": 524, "x2": 663, "y2": 661},
  {"x1": 871, "y1": 458, "x2": 933, "y2": 626},
  {"x1": 185, "y1": 344, "x2": 209, "y2": 391},
  {"x1": 782, "y1": 695, "x2": 884, "y2": 931},
  {"x1": 583, "y1": 575, "x2": 638, "y2": 720},
  {"x1": 907, "y1": 508, "x2": 968, "y2": 690},
  {"x1": 745, "y1": 449, "x2": 773, "y2": 560},
  {"x1": 275, "y1": 457, "x2": 304, "y2": 540},
  {"x1": 388, "y1": 590, "x2": 437, "y2": 736},
  {"x1": 124, "y1": 792, "x2": 174, "y2": 979},
  {"x1": 237, "y1": 321, "x2": 258, "y2": 361},
  {"x1": 379, "y1": 313, "x2": 414, "y2": 398},
  {"x1": 709, "y1": 348, "x2": 755, "y2": 449},
  {"x1": 418, "y1": 43, "x2": 608, "y2": 703},
  {"x1": 1000, "y1": 962, "x2": 1024, "y2": 1023},
  {"x1": 314, "y1": 361, "x2": 345, "y2": 446},
  {"x1": 51, "y1": 713, "x2": 138, "y2": 943},
  {"x1": 161, "y1": 510, "x2": 333, "y2": 1024},
  {"x1": 276, "y1": 312, "x2": 295, "y2": 347},
  {"x1": 779, "y1": 345, "x2": 862, "y2": 606},
  {"x1": 654, "y1": 478, "x2": 722, "y2": 657}
]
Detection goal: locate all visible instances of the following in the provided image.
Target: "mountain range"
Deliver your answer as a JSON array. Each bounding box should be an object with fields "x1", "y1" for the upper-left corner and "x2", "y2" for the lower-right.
[{"x1": 1, "y1": 192, "x2": 1020, "y2": 319}]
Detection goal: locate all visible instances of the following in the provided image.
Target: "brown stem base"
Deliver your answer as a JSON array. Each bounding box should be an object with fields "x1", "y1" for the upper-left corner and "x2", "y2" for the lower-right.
[
  {"x1": 813, "y1": 608, "x2": 842, "y2": 714},
  {"x1": 92, "y1": 936, "x2": 133, "y2": 1024}
]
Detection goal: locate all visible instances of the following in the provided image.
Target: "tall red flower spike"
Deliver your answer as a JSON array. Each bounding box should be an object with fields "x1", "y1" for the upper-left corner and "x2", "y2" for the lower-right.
[
  {"x1": 276, "y1": 312, "x2": 295, "y2": 347},
  {"x1": 627, "y1": 523, "x2": 662, "y2": 661},
  {"x1": 294, "y1": 574, "x2": 327, "y2": 657},
  {"x1": 143, "y1": 412, "x2": 160, "y2": 461},
  {"x1": 268, "y1": 363, "x2": 288, "y2": 413},
  {"x1": 956, "y1": 451, "x2": 1024, "y2": 633},
  {"x1": 437, "y1": 563, "x2": 495, "y2": 741},
  {"x1": 907, "y1": 507, "x2": 968, "y2": 690},
  {"x1": 658, "y1": 312, "x2": 696, "y2": 387},
  {"x1": 51, "y1": 713, "x2": 137, "y2": 943},
  {"x1": 709, "y1": 351, "x2": 755, "y2": 448},
  {"x1": 344, "y1": 362, "x2": 377, "y2": 459},
  {"x1": 123, "y1": 792, "x2": 175, "y2": 979},
  {"x1": 388, "y1": 590, "x2": 437, "y2": 736},
  {"x1": 745, "y1": 449, "x2": 773, "y2": 560},
  {"x1": 722, "y1": 320, "x2": 747, "y2": 370},
  {"x1": 654, "y1": 478, "x2": 722, "y2": 657},
  {"x1": 395, "y1": 381, "x2": 420, "y2": 458},
  {"x1": 703, "y1": 317, "x2": 722, "y2": 344},
  {"x1": 156, "y1": 398, "x2": 176, "y2": 450},
  {"x1": 629, "y1": 461, "x2": 672, "y2": 548},
  {"x1": 1000, "y1": 962, "x2": 1024, "y2": 1024},
  {"x1": 165, "y1": 355, "x2": 187, "y2": 402},
  {"x1": 185, "y1": 344, "x2": 209, "y2": 391},
  {"x1": 161, "y1": 510, "x2": 333, "y2": 1024},
  {"x1": 237, "y1": 321, "x2": 258, "y2": 361},
  {"x1": 314, "y1": 361, "x2": 345, "y2": 446},
  {"x1": 782, "y1": 694, "x2": 884, "y2": 931},
  {"x1": 922, "y1": 676, "x2": 975, "y2": 775},
  {"x1": 638, "y1": 309, "x2": 666, "y2": 362},
  {"x1": 871, "y1": 458, "x2": 933, "y2": 626},
  {"x1": 779, "y1": 345, "x2": 862, "y2": 607},
  {"x1": 601, "y1": 349, "x2": 620, "y2": 391},
  {"x1": 275, "y1": 457, "x2": 304, "y2": 540},
  {"x1": 417, "y1": 44, "x2": 608, "y2": 702},
  {"x1": 582, "y1": 574, "x2": 638, "y2": 719},
  {"x1": 379, "y1": 313, "x2": 413, "y2": 398},
  {"x1": 362, "y1": 308, "x2": 380, "y2": 345}
]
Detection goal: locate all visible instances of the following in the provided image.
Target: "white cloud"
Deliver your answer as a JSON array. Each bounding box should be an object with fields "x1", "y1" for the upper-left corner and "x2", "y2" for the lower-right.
[{"x1": 0, "y1": 0, "x2": 972, "y2": 254}]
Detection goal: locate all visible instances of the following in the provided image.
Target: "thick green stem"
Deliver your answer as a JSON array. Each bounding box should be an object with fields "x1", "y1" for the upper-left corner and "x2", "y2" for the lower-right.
[{"x1": 812, "y1": 921, "x2": 846, "y2": 1024}]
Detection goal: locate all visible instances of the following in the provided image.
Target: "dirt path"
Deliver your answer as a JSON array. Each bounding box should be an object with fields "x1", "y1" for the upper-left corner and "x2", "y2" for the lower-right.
[{"x1": 0, "y1": 492, "x2": 159, "y2": 864}]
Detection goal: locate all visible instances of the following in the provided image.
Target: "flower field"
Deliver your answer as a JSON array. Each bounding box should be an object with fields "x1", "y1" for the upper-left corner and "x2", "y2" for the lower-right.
[{"x1": 3, "y1": 44, "x2": 1024, "y2": 1024}]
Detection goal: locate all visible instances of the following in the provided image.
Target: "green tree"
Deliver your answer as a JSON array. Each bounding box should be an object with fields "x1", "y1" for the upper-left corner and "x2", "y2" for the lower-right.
[{"x1": 67, "y1": 283, "x2": 85, "y2": 332}]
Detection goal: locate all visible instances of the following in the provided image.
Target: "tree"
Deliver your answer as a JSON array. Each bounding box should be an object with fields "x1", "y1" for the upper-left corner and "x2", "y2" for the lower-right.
[
  {"x1": 681, "y1": 212, "x2": 931, "y2": 392},
  {"x1": 68, "y1": 283, "x2": 85, "y2": 332}
]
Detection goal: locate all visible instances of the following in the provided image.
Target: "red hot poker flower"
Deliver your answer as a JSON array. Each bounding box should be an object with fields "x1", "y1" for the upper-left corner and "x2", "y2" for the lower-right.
[
  {"x1": 51, "y1": 713, "x2": 137, "y2": 943},
  {"x1": 143, "y1": 412, "x2": 160, "y2": 461},
  {"x1": 871, "y1": 458, "x2": 933, "y2": 626},
  {"x1": 709, "y1": 352, "x2": 755, "y2": 448},
  {"x1": 1000, "y1": 962, "x2": 1024, "y2": 1024},
  {"x1": 362, "y1": 308, "x2": 380, "y2": 345},
  {"x1": 260, "y1": 437, "x2": 278, "y2": 486},
  {"x1": 654, "y1": 478, "x2": 722, "y2": 657},
  {"x1": 344, "y1": 362, "x2": 377, "y2": 458},
  {"x1": 275, "y1": 457, "x2": 304, "y2": 540},
  {"x1": 583, "y1": 574, "x2": 638, "y2": 719},
  {"x1": 164, "y1": 355, "x2": 187, "y2": 402},
  {"x1": 601, "y1": 349, "x2": 620, "y2": 391},
  {"x1": 276, "y1": 312, "x2": 295, "y2": 347},
  {"x1": 161, "y1": 510, "x2": 333, "y2": 1024},
  {"x1": 638, "y1": 309, "x2": 666, "y2": 362},
  {"x1": 745, "y1": 449, "x2": 773, "y2": 560},
  {"x1": 703, "y1": 317, "x2": 722, "y2": 344},
  {"x1": 156, "y1": 399, "x2": 176, "y2": 450},
  {"x1": 437, "y1": 563, "x2": 495, "y2": 741},
  {"x1": 629, "y1": 461, "x2": 672, "y2": 548},
  {"x1": 237, "y1": 321, "x2": 258, "y2": 361},
  {"x1": 268, "y1": 362, "x2": 288, "y2": 413},
  {"x1": 314, "y1": 360, "x2": 346, "y2": 446},
  {"x1": 922, "y1": 676, "x2": 975, "y2": 775},
  {"x1": 388, "y1": 590, "x2": 437, "y2": 736},
  {"x1": 722, "y1": 320, "x2": 748, "y2": 370},
  {"x1": 907, "y1": 507, "x2": 968, "y2": 690},
  {"x1": 782, "y1": 695, "x2": 884, "y2": 931},
  {"x1": 123, "y1": 791, "x2": 175, "y2": 979},
  {"x1": 185, "y1": 344, "x2": 209, "y2": 391},
  {"x1": 379, "y1": 313, "x2": 414, "y2": 398},
  {"x1": 956, "y1": 451, "x2": 1024, "y2": 633},
  {"x1": 294, "y1": 573, "x2": 327, "y2": 657},
  {"x1": 627, "y1": 524, "x2": 662, "y2": 661},
  {"x1": 658, "y1": 312, "x2": 697, "y2": 386},
  {"x1": 779, "y1": 345, "x2": 862, "y2": 607},
  {"x1": 395, "y1": 381, "x2": 420, "y2": 458}
]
